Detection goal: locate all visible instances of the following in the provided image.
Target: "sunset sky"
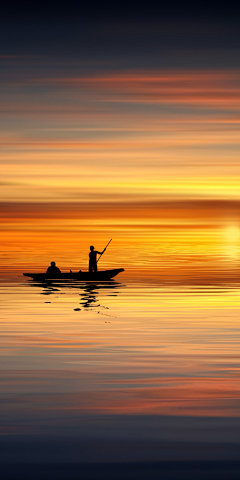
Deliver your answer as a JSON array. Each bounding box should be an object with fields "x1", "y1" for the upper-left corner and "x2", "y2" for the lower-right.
[{"x1": 1, "y1": 3, "x2": 240, "y2": 279}]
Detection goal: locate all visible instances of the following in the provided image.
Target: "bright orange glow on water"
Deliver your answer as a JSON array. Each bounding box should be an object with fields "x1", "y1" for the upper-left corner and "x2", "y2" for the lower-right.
[{"x1": 1, "y1": 281, "x2": 240, "y2": 427}]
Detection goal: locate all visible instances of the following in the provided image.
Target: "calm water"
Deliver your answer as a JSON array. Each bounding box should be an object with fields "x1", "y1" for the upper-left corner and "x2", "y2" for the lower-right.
[{"x1": 1, "y1": 276, "x2": 240, "y2": 478}]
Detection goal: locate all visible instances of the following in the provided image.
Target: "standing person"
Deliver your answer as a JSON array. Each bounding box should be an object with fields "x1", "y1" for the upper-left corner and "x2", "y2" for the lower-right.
[{"x1": 89, "y1": 245, "x2": 105, "y2": 273}]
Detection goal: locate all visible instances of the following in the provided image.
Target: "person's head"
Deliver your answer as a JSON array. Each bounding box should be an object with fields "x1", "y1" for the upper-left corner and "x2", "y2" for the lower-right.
[
  {"x1": 90, "y1": 245, "x2": 94, "y2": 251},
  {"x1": 51, "y1": 261, "x2": 56, "y2": 267}
]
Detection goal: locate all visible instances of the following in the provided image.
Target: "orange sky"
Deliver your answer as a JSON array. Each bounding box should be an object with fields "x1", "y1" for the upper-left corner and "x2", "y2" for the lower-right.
[
  {"x1": 1, "y1": 70, "x2": 240, "y2": 202},
  {"x1": 1, "y1": 67, "x2": 240, "y2": 277}
]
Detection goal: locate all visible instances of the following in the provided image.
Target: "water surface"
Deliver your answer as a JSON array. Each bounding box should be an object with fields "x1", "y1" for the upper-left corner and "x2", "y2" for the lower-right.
[{"x1": 1, "y1": 277, "x2": 240, "y2": 477}]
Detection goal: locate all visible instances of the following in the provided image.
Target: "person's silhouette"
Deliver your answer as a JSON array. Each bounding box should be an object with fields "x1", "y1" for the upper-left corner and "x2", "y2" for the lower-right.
[
  {"x1": 46, "y1": 261, "x2": 61, "y2": 277},
  {"x1": 89, "y1": 246, "x2": 105, "y2": 273}
]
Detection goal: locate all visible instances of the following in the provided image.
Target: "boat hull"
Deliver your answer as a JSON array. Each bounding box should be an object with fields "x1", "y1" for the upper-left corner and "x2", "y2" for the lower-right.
[{"x1": 23, "y1": 268, "x2": 124, "y2": 281}]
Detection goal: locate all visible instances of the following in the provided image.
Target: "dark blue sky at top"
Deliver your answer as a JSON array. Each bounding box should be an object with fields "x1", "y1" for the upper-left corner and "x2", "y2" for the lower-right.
[{"x1": 1, "y1": 1, "x2": 240, "y2": 69}]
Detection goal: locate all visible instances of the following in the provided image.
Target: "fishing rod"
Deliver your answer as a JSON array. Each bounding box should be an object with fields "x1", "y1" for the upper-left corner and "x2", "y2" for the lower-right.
[{"x1": 97, "y1": 239, "x2": 112, "y2": 264}]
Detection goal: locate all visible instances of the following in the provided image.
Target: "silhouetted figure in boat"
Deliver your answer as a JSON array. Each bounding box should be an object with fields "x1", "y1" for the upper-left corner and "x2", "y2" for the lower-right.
[
  {"x1": 46, "y1": 261, "x2": 61, "y2": 277},
  {"x1": 89, "y1": 245, "x2": 105, "y2": 274}
]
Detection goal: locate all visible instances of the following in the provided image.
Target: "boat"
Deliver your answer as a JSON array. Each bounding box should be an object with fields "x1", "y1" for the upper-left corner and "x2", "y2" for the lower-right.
[{"x1": 23, "y1": 268, "x2": 124, "y2": 281}]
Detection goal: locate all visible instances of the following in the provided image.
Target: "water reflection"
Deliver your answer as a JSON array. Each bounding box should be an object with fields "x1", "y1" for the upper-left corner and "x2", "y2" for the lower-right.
[
  {"x1": 80, "y1": 284, "x2": 101, "y2": 309},
  {"x1": 25, "y1": 279, "x2": 124, "y2": 311},
  {"x1": 2, "y1": 277, "x2": 240, "y2": 474}
]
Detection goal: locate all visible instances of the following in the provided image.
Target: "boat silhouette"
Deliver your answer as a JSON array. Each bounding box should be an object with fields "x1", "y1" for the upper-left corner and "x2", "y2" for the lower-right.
[{"x1": 23, "y1": 268, "x2": 124, "y2": 281}]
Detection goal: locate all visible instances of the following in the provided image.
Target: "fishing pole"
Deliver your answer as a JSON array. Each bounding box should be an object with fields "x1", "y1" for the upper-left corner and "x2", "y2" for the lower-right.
[{"x1": 97, "y1": 239, "x2": 112, "y2": 264}]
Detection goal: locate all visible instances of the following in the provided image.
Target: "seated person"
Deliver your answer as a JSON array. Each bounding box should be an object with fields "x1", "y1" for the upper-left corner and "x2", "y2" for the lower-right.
[{"x1": 46, "y1": 261, "x2": 61, "y2": 277}]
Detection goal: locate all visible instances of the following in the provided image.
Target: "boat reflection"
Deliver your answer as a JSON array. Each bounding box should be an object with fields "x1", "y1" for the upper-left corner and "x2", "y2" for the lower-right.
[{"x1": 26, "y1": 279, "x2": 124, "y2": 311}]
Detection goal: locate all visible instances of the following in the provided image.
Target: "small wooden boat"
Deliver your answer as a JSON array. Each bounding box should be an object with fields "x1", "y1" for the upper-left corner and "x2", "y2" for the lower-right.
[{"x1": 23, "y1": 268, "x2": 124, "y2": 281}]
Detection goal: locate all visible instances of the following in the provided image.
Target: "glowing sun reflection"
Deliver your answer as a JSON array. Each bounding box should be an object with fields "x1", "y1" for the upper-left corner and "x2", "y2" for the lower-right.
[{"x1": 224, "y1": 225, "x2": 240, "y2": 259}]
